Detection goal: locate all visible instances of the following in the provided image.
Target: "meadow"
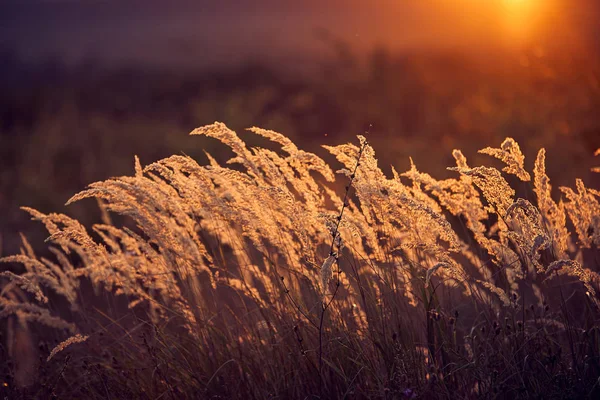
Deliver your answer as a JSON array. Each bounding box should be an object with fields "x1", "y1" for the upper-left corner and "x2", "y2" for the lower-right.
[{"x1": 1, "y1": 118, "x2": 600, "y2": 399}]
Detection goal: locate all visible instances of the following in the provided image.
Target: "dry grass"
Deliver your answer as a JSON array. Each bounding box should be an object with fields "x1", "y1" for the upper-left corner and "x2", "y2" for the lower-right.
[{"x1": 2, "y1": 122, "x2": 600, "y2": 399}]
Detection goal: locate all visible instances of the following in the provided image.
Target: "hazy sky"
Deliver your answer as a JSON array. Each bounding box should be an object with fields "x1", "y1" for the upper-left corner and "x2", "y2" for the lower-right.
[{"x1": 1, "y1": 0, "x2": 596, "y2": 70}]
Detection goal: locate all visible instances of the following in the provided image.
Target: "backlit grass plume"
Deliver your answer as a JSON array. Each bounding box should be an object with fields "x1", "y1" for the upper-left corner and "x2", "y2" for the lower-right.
[{"x1": 1, "y1": 123, "x2": 600, "y2": 399}]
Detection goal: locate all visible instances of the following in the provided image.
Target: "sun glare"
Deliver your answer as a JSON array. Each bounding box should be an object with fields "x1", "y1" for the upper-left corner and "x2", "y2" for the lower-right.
[{"x1": 500, "y1": 0, "x2": 547, "y2": 43}]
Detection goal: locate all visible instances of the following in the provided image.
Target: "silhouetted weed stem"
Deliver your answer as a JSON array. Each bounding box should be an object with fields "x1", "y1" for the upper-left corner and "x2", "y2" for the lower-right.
[
  {"x1": 319, "y1": 134, "x2": 368, "y2": 397},
  {"x1": 275, "y1": 267, "x2": 318, "y2": 329}
]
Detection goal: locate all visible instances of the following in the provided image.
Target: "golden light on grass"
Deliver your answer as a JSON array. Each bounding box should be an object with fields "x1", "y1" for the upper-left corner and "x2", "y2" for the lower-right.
[{"x1": 2, "y1": 122, "x2": 600, "y2": 398}]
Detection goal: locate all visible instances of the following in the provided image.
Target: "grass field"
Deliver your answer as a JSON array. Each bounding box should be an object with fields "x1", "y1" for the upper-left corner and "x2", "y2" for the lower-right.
[{"x1": 1, "y1": 119, "x2": 600, "y2": 398}]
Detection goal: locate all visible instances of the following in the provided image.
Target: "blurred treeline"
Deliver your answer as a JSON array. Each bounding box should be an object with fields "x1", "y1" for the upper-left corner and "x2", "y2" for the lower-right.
[{"x1": 1, "y1": 45, "x2": 600, "y2": 255}]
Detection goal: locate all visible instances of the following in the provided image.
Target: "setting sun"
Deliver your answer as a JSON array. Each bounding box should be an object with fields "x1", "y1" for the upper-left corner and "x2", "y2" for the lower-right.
[
  {"x1": 504, "y1": 0, "x2": 530, "y2": 5},
  {"x1": 500, "y1": 0, "x2": 554, "y2": 43}
]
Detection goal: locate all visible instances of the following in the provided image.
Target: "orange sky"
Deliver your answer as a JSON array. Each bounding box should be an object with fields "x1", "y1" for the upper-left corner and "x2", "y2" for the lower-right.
[{"x1": 0, "y1": 0, "x2": 595, "y2": 70}]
